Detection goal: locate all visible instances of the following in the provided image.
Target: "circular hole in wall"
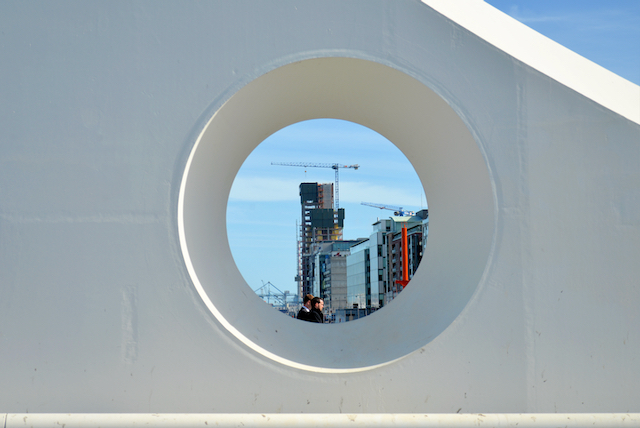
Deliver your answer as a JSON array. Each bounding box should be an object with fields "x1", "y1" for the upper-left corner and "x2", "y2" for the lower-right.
[
  {"x1": 178, "y1": 57, "x2": 494, "y2": 372},
  {"x1": 227, "y1": 119, "x2": 428, "y2": 323}
]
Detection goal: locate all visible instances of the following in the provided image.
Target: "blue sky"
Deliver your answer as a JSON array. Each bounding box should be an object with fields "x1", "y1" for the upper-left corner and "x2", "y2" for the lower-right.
[
  {"x1": 227, "y1": 120, "x2": 425, "y2": 295},
  {"x1": 228, "y1": 2, "x2": 639, "y2": 295},
  {"x1": 486, "y1": 0, "x2": 639, "y2": 85}
]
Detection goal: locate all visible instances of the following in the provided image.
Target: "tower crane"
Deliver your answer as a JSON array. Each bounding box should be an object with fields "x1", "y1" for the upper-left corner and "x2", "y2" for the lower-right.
[
  {"x1": 253, "y1": 281, "x2": 301, "y2": 316},
  {"x1": 272, "y1": 162, "x2": 359, "y2": 210},
  {"x1": 361, "y1": 202, "x2": 415, "y2": 217}
]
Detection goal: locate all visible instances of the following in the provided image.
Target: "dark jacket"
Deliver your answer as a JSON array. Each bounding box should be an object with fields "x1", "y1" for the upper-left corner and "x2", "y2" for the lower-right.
[
  {"x1": 309, "y1": 308, "x2": 324, "y2": 323},
  {"x1": 297, "y1": 307, "x2": 311, "y2": 321}
]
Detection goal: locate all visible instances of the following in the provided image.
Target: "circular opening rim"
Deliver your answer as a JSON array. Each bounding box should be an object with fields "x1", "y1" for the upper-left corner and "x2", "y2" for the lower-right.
[{"x1": 178, "y1": 57, "x2": 495, "y2": 372}]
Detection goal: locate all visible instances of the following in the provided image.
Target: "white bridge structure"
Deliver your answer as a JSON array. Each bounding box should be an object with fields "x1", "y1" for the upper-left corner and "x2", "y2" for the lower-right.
[{"x1": 1, "y1": 1, "x2": 639, "y2": 426}]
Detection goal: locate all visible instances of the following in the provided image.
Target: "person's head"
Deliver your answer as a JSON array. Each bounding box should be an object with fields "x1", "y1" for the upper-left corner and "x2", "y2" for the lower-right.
[
  {"x1": 303, "y1": 294, "x2": 314, "y2": 308},
  {"x1": 311, "y1": 297, "x2": 324, "y2": 312}
]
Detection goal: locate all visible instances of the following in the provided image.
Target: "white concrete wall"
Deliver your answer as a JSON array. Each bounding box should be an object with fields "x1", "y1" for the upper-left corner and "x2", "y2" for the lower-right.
[{"x1": 1, "y1": 0, "x2": 639, "y2": 416}]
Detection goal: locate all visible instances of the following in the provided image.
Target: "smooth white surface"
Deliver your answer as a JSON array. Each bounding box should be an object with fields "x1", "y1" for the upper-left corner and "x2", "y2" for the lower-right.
[{"x1": 0, "y1": 0, "x2": 638, "y2": 415}]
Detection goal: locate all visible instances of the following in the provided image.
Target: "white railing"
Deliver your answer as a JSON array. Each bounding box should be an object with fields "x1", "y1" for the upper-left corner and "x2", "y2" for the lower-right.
[{"x1": 3, "y1": 413, "x2": 640, "y2": 427}]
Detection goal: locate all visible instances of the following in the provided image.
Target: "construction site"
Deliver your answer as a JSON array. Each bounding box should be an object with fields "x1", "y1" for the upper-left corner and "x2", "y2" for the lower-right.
[{"x1": 255, "y1": 162, "x2": 428, "y2": 322}]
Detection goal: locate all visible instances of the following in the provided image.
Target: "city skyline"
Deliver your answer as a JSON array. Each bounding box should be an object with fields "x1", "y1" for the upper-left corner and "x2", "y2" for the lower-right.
[{"x1": 227, "y1": 119, "x2": 426, "y2": 295}]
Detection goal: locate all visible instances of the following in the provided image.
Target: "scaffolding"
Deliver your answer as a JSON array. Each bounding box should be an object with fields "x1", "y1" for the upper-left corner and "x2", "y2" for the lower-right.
[{"x1": 297, "y1": 182, "x2": 345, "y2": 298}]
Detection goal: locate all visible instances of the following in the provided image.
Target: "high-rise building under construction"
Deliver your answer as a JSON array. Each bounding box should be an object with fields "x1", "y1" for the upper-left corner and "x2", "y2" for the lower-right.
[{"x1": 297, "y1": 182, "x2": 345, "y2": 298}]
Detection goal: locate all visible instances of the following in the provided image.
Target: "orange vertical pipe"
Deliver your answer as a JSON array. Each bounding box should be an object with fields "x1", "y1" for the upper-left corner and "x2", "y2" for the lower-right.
[
  {"x1": 402, "y1": 225, "x2": 409, "y2": 283},
  {"x1": 396, "y1": 224, "x2": 410, "y2": 289}
]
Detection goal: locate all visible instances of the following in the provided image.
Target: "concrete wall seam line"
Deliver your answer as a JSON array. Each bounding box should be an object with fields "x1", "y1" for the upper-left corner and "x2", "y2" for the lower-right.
[{"x1": 4, "y1": 414, "x2": 640, "y2": 427}]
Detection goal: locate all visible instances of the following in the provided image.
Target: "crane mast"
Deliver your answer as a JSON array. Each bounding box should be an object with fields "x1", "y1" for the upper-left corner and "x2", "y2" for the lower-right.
[{"x1": 273, "y1": 161, "x2": 359, "y2": 298}]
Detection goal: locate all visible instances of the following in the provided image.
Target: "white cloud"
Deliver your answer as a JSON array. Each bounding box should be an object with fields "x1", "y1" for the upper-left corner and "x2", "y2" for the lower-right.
[
  {"x1": 229, "y1": 176, "x2": 426, "y2": 208},
  {"x1": 340, "y1": 181, "x2": 426, "y2": 208},
  {"x1": 506, "y1": 5, "x2": 564, "y2": 23},
  {"x1": 229, "y1": 176, "x2": 301, "y2": 202}
]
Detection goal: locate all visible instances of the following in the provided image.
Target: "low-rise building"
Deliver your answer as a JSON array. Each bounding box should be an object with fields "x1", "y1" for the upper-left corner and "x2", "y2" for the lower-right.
[
  {"x1": 338, "y1": 210, "x2": 428, "y2": 322},
  {"x1": 309, "y1": 240, "x2": 365, "y2": 321}
]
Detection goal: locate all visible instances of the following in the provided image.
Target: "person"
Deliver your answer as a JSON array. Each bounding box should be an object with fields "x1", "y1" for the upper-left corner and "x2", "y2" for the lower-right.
[
  {"x1": 297, "y1": 294, "x2": 314, "y2": 321},
  {"x1": 309, "y1": 297, "x2": 324, "y2": 323}
]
